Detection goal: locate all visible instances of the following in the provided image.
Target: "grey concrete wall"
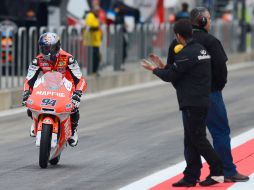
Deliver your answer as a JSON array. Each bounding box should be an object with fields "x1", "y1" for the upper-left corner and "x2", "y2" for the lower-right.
[{"x1": 0, "y1": 51, "x2": 253, "y2": 111}]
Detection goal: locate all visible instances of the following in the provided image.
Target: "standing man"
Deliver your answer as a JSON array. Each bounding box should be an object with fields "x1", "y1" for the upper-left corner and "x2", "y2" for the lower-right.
[
  {"x1": 175, "y1": 2, "x2": 190, "y2": 21},
  {"x1": 84, "y1": 3, "x2": 103, "y2": 76},
  {"x1": 167, "y1": 7, "x2": 249, "y2": 182},
  {"x1": 190, "y1": 7, "x2": 249, "y2": 182},
  {"x1": 141, "y1": 19, "x2": 224, "y2": 187}
]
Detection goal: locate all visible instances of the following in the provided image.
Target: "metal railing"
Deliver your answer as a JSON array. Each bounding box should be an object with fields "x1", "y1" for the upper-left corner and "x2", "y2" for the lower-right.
[{"x1": 0, "y1": 21, "x2": 245, "y2": 89}]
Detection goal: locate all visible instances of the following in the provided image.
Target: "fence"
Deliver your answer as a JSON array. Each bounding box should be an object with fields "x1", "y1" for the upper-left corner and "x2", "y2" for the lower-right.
[{"x1": 0, "y1": 20, "x2": 244, "y2": 89}]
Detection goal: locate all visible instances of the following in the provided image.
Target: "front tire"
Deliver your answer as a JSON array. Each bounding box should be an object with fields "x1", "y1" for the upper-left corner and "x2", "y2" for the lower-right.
[{"x1": 39, "y1": 124, "x2": 52, "y2": 168}]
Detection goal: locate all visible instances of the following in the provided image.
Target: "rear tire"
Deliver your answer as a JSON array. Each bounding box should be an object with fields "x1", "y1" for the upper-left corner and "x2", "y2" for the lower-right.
[
  {"x1": 39, "y1": 124, "x2": 52, "y2": 168},
  {"x1": 49, "y1": 154, "x2": 61, "y2": 165}
]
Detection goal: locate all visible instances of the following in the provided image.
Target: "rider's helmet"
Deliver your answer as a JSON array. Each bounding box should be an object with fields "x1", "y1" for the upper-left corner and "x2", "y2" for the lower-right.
[{"x1": 38, "y1": 32, "x2": 61, "y2": 62}]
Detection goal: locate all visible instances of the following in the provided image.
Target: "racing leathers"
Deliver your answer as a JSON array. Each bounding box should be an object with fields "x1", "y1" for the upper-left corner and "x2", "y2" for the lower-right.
[{"x1": 23, "y1": 49, "x2": 87, "y2": 135}]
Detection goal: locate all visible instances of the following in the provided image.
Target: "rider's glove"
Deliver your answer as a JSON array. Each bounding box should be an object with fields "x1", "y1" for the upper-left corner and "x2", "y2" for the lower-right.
[
  {"x1": 72, "y1": 90, "x2": 82, "y2": 110},
  {"x1": 22, "y1": 90, "x2": 31, "y2": 105}
]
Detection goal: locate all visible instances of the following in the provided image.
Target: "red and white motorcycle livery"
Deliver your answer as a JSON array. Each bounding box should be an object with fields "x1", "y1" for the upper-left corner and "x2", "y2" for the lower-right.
[{"x1": 25, "y1": 71, "x2": 74, "y2": 168}]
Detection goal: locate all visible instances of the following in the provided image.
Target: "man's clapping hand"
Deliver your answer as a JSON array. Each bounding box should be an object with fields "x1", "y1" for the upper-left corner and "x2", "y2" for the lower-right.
[
  {"x1": 148, "y1": 54, "x2": 165, "y2": 69},
  {"x1": 141, "y1": 53, "x2": 165, "y2": 71}
]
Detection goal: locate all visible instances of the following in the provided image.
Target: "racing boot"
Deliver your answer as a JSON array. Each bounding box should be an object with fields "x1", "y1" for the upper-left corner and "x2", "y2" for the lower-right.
[
  {"x1": 30, "y1": 123, "x2": 36, "y2": 137},
  {"x1": 68, "y1": 122, "x2": 78, "y2": 147}
]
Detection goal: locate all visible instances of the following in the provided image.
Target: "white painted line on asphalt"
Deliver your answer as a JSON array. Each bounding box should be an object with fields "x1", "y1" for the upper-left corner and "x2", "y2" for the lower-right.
[
  {"x1": 0, "y1": 107, "x2": 27, "y2": 118},
  {"x1": 228, "y1": 173, "x2": 254, "y2": 190},
  {"x1": 118, "y1": 161, "x2": 186, "y2": 190},
  {"x1": 228, "y1": 62, "x2": 254, "y2": 71},
  {"x1": 83, "y1": 80, "x2": 165, "y2": 101},
  {"x1": 118, "y1": 128, "x2": 254, "y2": 190},
  {"x1": 0, "y1": 62, "x2": 253, "y2": 118},
  {"x1": 231, "y1": 128, "x2": 254, "y2": 148}
]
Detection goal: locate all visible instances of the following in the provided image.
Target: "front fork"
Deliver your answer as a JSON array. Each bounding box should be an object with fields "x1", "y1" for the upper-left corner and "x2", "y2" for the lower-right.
[{"x1": 35, "y1": 116, "x2": 59, "y2": 148}]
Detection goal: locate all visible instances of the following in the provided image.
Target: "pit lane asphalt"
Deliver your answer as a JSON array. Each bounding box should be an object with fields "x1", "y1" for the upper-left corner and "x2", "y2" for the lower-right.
[{"x1": 0, "y1": 65, "x2": 254, "y2": 190}]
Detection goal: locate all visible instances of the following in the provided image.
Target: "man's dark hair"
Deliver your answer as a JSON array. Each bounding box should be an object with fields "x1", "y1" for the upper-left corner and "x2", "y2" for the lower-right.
[
  {"x1": 174, "y1": 19, "x2": 193, "y2": 39},
  {"x1": 190, "y1": 7, "x2": 209, "y2": 26},
  {"x1": 182, "y1": 2, "x2": 189, "y2": 12}
]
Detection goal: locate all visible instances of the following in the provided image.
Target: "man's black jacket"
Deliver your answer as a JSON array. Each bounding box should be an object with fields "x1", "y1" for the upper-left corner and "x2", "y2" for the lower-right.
[
  {"x1": 167, "y1": 27, "x2": 228, "y2": 92},
  {"x1": 153, "y1": 40, "x2": 211, "y2": 109}
]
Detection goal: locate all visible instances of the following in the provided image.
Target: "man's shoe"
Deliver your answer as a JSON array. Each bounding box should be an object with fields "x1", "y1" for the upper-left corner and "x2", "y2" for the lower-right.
[
  {"x1": 172, "y1": 178, "x2": 196, "y2": 187},
  {"x1": 68, "y1": 129, "x2": 78, "y2": 147},
  {"x1": 225, "y1": 172, "x2": 249, "y2": 182},
  {"x1": 199, "y1": 176, "x2": 224, "y2": 186},
  {"x1": 30, "y1": 123, "x2": 35, "y2": 137}
]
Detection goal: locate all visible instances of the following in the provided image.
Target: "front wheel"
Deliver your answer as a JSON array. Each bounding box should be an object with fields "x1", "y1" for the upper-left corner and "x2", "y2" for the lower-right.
[{"x1": 39, "y1": 124, "x2": 52, "y2": 168}]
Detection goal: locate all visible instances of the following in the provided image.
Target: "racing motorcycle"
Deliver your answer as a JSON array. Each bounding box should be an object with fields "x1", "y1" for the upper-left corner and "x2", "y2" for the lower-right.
[{"x1": 25, "y1": 71, "x2": 74, "y2": 168}]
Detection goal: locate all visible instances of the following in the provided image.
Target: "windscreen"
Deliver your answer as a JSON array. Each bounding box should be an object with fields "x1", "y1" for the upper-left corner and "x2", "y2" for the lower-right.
[{"x1": 42, "y1": 72, "x2": 63, "y2": 91}]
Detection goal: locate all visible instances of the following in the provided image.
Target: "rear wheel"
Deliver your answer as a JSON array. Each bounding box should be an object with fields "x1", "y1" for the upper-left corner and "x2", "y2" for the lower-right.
[
  {"x1": 39, "y1": 124, "x2": 52, "y2": 168},
  {"x1": 49, "y1": 154, "x2": 61, "y2": 165}
]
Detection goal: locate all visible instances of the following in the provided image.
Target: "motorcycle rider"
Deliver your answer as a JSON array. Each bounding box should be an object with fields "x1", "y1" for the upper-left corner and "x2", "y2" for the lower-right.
[{"x1": 22, "y1": 32, "x2": 87, "y2": 147}]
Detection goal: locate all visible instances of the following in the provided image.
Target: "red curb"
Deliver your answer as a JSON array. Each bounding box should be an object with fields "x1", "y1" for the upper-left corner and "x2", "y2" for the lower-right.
[{"x1": 150, "y1": 139, "x2": 254, "y2": 190}]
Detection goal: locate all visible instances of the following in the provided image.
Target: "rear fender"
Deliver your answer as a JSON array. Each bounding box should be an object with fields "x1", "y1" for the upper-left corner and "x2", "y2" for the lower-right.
[{"x1": 36, "y1": 116, "x2": 59, "y2": 148}]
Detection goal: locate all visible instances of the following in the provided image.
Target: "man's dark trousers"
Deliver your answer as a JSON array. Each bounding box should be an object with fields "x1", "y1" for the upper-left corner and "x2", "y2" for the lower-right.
[
  {"x1": 206, "y1": 91, "x2": 237, "y2": 177},
  {"x1": 92, "y1": 47, "x2": 100, "y2": 74},
  {"x1": 182, "y1": 106, "x2": 223, "y2": 182}
]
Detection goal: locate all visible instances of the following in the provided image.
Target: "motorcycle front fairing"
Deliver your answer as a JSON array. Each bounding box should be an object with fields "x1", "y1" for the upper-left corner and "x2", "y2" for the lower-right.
[{"x1": 27, "y1": 72, "x2": 73, "y2": 115}]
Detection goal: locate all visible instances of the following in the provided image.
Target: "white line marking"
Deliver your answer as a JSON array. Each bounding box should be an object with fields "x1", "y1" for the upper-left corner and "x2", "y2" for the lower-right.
[
  {"x1": 118, "y1": 128, "x2": 254, "y2": 190},
  {"x1": 228, "y1": 62, "x2": 254, "y2": 71},
  {"x1": 0, "y1": 107, "x2": 27, "y2": 118},
  {"x1": 0, "y1": 62, "x2": 253, "y2": 118},
  {"x1": 228, "y1": 173, "x2": 254, "y2": 190},
  {"x1": 83, "y1": 80, "x2": 164, "y2": 100}
]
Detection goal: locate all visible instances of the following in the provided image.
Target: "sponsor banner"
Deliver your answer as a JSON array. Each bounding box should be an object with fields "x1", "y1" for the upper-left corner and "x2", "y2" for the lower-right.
[{"x1": 36, "y1": 91, "x2": 65, "y2": 97}]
